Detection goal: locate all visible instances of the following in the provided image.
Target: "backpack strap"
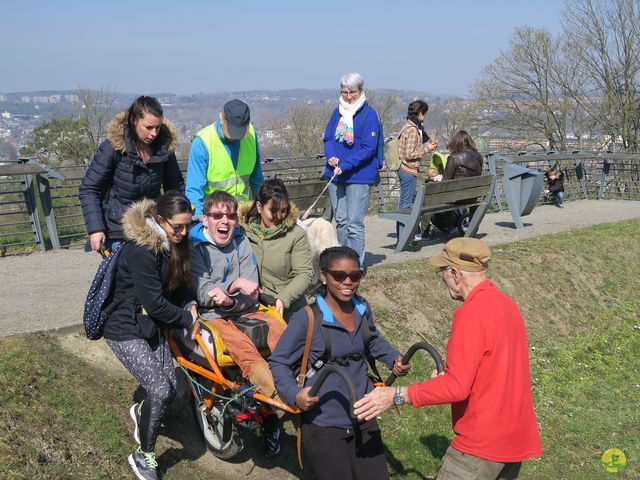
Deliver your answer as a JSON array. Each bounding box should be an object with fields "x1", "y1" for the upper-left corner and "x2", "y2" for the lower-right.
[
  {"x1": 360, "y1": 301, "x2": 383, "y2": 383},
  {"x1": 296, "y1": 304, "x2": 315, "y2": 470},
  {"x1": 297, "y1": 305, "x2": 315, "y2": 387}
]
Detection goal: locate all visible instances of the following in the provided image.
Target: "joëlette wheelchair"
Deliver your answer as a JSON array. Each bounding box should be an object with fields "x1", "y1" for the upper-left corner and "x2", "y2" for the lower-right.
[{"x1": 168, "y1": 303, "x2": 445, "y2": 461}]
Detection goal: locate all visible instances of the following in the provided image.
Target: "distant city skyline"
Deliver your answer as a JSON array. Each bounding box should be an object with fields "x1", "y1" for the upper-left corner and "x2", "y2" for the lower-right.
[{"x1": 1, "y1": 0, "x2": 563, "y2": 96}]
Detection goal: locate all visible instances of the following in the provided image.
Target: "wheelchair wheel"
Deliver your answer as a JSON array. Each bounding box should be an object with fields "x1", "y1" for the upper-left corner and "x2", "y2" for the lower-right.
[{"x1": 193, "y1": 395, "x2": 243, "y2": 459}]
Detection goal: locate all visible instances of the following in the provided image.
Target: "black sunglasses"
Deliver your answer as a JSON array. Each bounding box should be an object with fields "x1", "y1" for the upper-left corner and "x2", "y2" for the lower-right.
[
  {"x1": 325, "y1": 269, "x2": 365, "y2": 282},
  {"x1": 204, "y1": 211, "x2": 238, "y2": 221}
]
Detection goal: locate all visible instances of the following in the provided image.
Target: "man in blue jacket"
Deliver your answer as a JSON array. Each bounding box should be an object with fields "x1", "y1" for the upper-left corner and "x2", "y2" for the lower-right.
[{"x1": 323, "y1": 72, "x2": 383, "y2": 269}]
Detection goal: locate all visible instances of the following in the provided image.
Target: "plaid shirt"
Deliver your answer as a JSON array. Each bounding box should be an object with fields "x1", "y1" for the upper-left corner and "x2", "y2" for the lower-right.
[{"x1": 398, "y1": 120, "x2": 432, "y2": 176}]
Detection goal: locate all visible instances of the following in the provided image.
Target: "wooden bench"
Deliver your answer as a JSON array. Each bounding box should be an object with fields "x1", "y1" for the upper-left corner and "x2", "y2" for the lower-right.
[{"x1": 379, "y1": 175, "x2": 496, "y2": 253}]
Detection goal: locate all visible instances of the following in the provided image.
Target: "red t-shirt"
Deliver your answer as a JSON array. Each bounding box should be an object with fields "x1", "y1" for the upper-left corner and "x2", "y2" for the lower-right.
[{"x1": 407, "y1": 280, "x2": 542, "y2": 462}]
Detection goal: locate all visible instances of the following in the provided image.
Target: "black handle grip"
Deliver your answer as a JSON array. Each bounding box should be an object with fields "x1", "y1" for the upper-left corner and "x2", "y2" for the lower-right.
[
  {"x1": 384, "y1": 341, "x2": 445, "y2": 386},
  {"x1": 308, "y1": 365, "x2": 358, "y2": 417}
]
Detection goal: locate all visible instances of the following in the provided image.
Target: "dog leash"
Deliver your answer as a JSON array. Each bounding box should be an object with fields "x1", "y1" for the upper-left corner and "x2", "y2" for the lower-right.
[{"x1": 301, "y1": 171, "x2": 337, "y2": 221}]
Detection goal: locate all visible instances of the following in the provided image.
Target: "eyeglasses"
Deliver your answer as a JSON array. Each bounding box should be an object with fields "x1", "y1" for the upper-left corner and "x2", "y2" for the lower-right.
[
  {"x1": 163, "y1": 218, "x2": 190, "y2": 234},
  {"x1": 435, "y1": 267, "x2": 453, "y2": 279},
  {"x1": 325, "y1": 269, "x2": 365, "y2": 283},
  {"x1": 340, "y1": 89, "x2": 361, "y2": 98},
  {"x1": 204, "y1": 211, "x2": 238, "y2": 221}
]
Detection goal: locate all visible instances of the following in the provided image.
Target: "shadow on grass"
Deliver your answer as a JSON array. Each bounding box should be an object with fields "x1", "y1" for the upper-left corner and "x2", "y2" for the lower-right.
[{"x1": 383, "y1": 435, "x2": 448, "y2": 480}]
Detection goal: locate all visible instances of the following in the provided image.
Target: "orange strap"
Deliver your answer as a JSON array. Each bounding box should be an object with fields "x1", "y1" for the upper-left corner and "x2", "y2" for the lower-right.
[{"x1": 296, "y1": 304, "x2": 315, "y2": 469}]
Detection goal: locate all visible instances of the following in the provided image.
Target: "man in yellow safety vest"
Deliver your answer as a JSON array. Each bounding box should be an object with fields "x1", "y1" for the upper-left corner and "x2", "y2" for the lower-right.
[{"x1": 186, "y1": 99, "x2": 264, "y2": 217}]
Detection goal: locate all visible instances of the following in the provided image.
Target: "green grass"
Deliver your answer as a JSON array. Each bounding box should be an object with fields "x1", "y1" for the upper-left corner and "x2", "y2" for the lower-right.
[{"x1": 359, "y1": 220, "x2": 640, "y2": 479}]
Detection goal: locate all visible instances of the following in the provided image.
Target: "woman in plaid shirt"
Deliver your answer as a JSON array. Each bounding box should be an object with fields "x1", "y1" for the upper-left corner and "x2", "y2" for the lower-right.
[{"x1": 397, "y1": 100, "x2": 438, "y2": 240}]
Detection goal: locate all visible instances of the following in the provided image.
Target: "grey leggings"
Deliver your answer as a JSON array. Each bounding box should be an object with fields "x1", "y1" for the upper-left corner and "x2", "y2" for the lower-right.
[{"x1": 106, "y1": 337, "x2": 176, "y2": 452}]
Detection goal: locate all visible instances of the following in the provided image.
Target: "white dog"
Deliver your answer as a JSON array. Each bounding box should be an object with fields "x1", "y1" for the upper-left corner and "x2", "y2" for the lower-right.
[{"x1": 297, "y1": 217, "x2": 339, "y2": 283}]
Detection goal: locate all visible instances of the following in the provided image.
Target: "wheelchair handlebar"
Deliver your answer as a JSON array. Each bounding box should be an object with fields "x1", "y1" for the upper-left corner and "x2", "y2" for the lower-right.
[
  {"x1": 308, "y1": 365, "x2": 358, "y2": 417},
  {"x1": 384, "y1": 341, "x2": 445, "y2": 386}
]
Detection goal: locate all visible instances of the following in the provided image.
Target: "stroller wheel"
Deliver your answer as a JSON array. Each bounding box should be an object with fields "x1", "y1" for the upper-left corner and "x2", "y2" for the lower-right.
[
  {"x1": 193, "y1": 394, "x2": 243, "y2": 459},
  {"x1": 457, "y1": 213, "x2": 470, "y2": 236}
]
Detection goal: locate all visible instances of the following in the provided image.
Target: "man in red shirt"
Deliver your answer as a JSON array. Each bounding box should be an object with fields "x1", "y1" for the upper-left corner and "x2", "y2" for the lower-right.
[{"x1": 354, "y1": 238, "x2": 542, "y2": 479}]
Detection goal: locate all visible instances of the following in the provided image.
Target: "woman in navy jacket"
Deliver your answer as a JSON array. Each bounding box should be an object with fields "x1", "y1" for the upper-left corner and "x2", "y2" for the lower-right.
[
  {"x1": 79, "y1": 95, "x2": 184, "y2": 253},
  {"x1": 104, "y1": 191, "x2": 199, "y2": 480},
  {"x1": 270, "y1": 246, "x2": 409, "y2": 480},
  {"x1": 323, "y1": 72, "x2": 383, "y2": 269}
]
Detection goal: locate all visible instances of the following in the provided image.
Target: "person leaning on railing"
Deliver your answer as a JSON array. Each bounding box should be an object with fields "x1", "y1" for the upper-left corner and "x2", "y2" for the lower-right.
[{"x1": 79, "y1": 96, "x2": 184, "y2": 253}]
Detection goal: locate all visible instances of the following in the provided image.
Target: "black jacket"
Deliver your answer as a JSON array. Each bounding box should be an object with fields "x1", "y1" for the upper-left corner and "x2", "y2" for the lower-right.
[
  {"x1": 443, "y1": 148, "x2": 484, "y2": 180},
  {"x1": 102, "y1": 199, "x2": 193, "y2": 341},
  {"x1": 79, "y1": 112, "x2": 184, "y2": 240},
  {"x1": 545, "y1": 171, "x2": 564, "y2": 193}
]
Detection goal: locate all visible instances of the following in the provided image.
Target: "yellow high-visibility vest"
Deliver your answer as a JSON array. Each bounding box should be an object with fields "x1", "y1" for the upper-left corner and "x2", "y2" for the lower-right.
[{"x1": 196, "y1": 122, "x2": 257, "y2": 202}]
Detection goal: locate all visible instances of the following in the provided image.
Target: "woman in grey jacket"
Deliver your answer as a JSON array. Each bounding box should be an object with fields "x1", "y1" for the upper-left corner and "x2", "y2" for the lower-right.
[{"x1": 270, "y1": 246, "x2": 410, "y2": 480}]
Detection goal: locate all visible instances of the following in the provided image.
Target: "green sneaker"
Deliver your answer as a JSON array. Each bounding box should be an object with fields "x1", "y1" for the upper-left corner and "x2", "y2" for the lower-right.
[{"x1": 128, "y1": 447, "x2": 158, "y2": 480}]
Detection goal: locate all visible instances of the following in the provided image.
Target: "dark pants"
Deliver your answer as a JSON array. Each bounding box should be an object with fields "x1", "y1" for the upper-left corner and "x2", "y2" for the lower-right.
[
  {"x1": 301, "y1": 419, "x2": 390, "y2": 480},
  {"x1": 106, "y1": 336, "x2": 176, "y2": 452}
]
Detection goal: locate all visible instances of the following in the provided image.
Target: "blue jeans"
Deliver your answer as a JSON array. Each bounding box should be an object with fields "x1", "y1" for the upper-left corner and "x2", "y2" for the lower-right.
[
  {"x1": 329, "y1": 182, "x2": 371, "y2": 268},
  {"x1": 555, "y1": 191, "x2": 564, "y2": 205},
  {"x1": 397, "y1": 168, "x2": 417, "y2": 210},
  {"x1": 397, "y1": 169, "x2": 417, "y2": 238}
]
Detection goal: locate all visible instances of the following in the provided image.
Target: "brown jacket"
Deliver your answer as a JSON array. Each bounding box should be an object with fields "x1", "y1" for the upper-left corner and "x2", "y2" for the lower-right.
[{"x1": 398, "y1": 120, "x2": 432, "y2": 176}]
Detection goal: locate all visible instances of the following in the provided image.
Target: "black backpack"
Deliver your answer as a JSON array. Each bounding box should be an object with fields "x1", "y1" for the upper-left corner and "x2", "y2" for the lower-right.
[{"x1": 83, "y1": 242, "x2": 131, "y2": 340}]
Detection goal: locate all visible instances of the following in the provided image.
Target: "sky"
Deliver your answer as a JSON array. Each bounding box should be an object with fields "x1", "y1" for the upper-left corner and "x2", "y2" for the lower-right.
[{"x1": 0, "y1": 0, "x2": 564, "y2": 96}]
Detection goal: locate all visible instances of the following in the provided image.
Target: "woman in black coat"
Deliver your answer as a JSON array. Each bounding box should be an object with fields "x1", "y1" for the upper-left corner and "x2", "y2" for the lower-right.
[
  {"x1": 79, "y1": 95, "x2": 184, "y2": 253},
  {"x1": 104, "y1": 191, "x2": 199, "y2": 480},
  {"x1": 443, "y1": 130, "x2": 483, "y2": 180}
]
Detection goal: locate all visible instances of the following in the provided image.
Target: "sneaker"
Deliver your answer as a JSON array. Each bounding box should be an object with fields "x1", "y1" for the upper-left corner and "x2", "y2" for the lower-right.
[
  {"x1": 128, "y1": 448, "x2": 158, "y2": 480},
  {"x1": 130, "y1": 402, "x2": 142, "y2": 445},
  {"x1": 262, "y1": 415, "x2": 281, "y2": 458}
]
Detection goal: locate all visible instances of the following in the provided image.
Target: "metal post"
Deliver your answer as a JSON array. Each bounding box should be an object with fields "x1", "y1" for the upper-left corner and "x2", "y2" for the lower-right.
[
  {"x1": 36, "y1": 174, "x2": 61, "y2": 249},
  {"x1": 597, "y1": 159, "x2": 611, "y2": 200},
  {"x1": 574, "y1": 160, "x2": 588, "y2": 198},
  {"x1": 487, "y1": 155, "x2": 504, "y2": 211},
  {"x1": 22, "y1": 174, "x2": 45, "y2": 251}
]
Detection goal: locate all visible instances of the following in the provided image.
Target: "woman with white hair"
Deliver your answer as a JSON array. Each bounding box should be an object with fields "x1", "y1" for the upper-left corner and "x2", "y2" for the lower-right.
[{"x1": 323, "y1": 72, "x2": 383, "y2": 269}]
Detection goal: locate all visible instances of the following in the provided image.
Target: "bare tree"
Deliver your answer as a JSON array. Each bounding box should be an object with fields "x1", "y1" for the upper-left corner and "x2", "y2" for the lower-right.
[
  {"x1": 473, "y1": 26, "x2": 575, "y2": 151},
  {"x1": 366, "y1": 90, "x2": 402, "y2": 135},
  {"x1": 273, "y1": 102, "x2": 332, "y2": 157},
  {"x1": 562, "y1": 0, "x2": 640, "y2": 151},
  {"x1": 74, "y1": 85, "x2": 117, "y2": 153},
  {"x1": 429, "y1": 97, "x2": 485, "y2": 145}
]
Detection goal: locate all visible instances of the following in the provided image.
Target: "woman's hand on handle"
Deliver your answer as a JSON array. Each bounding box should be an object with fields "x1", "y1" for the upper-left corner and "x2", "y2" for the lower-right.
[
  {"x1": 89, "y1": 231, "x2": 106, "y2": 253},
  {"x1": 295, "y1": 387, "x2": 320, "y2": 411},
  {"x1": 392, "y1": 355, "x2": 411, "y2": 377},
  {"x1": 187, "y1": 304, "x2": 201, "y2": 340}
]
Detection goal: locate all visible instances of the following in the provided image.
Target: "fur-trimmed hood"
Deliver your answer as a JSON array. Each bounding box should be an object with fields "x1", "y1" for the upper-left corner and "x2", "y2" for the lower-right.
[
  {"x1": 237, "y1": 201, "x2": 301, "y2": 230},
  {"x1": 122, "y1": 198, "x2": 167, "y2": 254},
  {"x1": 107, "y1": 111, "x2": 178, "y2": 154}
]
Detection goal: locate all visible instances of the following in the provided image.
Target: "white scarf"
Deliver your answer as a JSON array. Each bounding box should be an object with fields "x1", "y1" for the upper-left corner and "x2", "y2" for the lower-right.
[
  {"x1": 146, "y1": 217, "x2": 170, "y2": 252},
  {"x1": 335, "y1": 91, "x2": 367, "y2": 145}
]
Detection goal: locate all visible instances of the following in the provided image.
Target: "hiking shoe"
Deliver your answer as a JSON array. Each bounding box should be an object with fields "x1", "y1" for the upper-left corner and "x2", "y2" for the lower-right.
[
  {"x1": 128, "y1": 448, "x2": 158, "y2": 480},
  {"x1": 130, "y1": 402, "x2": 142, "y2": 445},
  {"x1": 262, "y1": 415, "x2": 281, "y2": 458}
]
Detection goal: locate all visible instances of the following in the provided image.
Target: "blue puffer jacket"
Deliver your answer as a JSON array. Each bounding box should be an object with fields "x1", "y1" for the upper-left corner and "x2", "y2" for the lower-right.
[
  {"x1": 79, "y1": 112, "x2": 184, "y2": 240},
  {"x1": 323, "y1": 101, "x2": 384, "y2": 185},
  {"x1": 269, "y1": 294, "x2": 400, "y2": 428}
]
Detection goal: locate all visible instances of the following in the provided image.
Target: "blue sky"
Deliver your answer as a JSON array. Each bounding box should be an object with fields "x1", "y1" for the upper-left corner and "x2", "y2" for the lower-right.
[{"x1": 0, "y1": 0, "x2": 564, "y2": 96}]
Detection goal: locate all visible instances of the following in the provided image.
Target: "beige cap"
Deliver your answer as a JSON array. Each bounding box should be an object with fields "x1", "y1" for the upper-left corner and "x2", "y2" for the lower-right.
[{"x1": 428, "y1": 238, "x2": 491, "y2": 272}]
